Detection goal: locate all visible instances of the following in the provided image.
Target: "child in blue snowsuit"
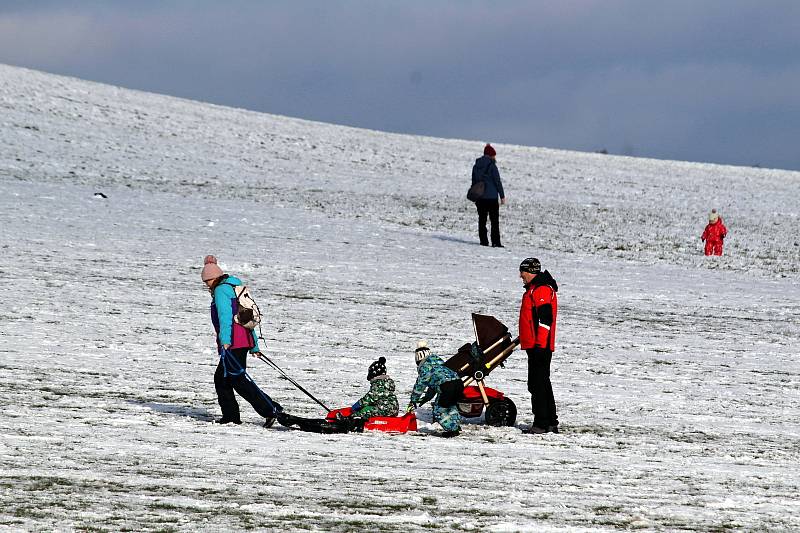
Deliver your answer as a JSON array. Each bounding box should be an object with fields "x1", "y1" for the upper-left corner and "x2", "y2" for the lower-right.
[{"x1": 408, "y1": 341, "x2": 463, "y2": 436}]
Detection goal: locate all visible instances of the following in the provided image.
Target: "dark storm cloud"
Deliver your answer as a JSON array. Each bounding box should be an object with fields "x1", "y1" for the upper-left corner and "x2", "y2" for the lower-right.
[{"x1": 1, "y1": 1, "x2": 798, "y2": 169}]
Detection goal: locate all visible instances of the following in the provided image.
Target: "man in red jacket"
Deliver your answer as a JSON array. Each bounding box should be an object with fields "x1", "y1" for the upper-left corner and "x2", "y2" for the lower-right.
[{"x1": 518, "y1": 257, "x2": 559, "y2": 434}]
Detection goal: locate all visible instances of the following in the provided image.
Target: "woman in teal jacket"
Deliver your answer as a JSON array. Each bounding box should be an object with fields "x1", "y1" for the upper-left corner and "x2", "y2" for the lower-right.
[{"x1": 202, "y1": 255, "x2": 281, "y2": 426}]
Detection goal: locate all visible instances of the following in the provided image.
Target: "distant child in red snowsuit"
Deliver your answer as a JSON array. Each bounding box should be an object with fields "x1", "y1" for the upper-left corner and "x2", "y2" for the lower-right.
[{"x1": 701, "y1": 209, "x2": 727, "y2": 256}]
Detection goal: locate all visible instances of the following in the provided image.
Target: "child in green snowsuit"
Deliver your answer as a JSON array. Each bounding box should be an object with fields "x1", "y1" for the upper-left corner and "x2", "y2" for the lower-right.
[{"x1": 351, "y1": 357, "x2": 399, "y2": 418}]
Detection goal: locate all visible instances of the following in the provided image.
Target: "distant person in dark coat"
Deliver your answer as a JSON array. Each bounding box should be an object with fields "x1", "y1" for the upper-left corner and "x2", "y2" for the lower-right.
[{"x1": 471, "y1": 144, "x2": 506, "y2": 247}]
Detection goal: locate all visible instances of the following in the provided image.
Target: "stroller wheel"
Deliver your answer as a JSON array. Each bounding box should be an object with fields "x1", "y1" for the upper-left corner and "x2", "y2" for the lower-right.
[{"x1": 485, "y1": 398, "x2": 517, "y2": 427}]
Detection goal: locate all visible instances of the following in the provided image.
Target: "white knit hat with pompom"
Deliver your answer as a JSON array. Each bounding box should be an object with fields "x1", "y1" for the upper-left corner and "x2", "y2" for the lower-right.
[{"x1": 414, "y1": 340, "x2": 431, "y2": 365}]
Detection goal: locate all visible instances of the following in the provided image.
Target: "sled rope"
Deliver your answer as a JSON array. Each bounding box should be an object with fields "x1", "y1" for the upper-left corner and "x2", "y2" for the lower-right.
[
  {"x1": 219, "y1": 348, "x2": 245, "y2": 378},
  {"x1": 255, "y1": 352, "x2": 330, "y2": 412}
]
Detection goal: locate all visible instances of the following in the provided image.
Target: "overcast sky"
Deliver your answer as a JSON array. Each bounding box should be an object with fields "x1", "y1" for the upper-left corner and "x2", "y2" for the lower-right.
[{"x1": 2, "y1": 1, "x2": 799, "y2": 170}]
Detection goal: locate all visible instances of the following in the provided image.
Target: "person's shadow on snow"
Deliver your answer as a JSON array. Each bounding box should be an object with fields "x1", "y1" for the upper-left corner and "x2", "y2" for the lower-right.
[
  {"x1": 129, "y1": 400, "x2": 214, "y2": 422},
  {"x1": 431, "y1": 234, "x2": 484, "y2": 246}
]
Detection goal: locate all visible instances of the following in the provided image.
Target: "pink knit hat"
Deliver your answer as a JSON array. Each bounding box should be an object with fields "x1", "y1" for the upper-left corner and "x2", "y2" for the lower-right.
[{"x1": 201, "y1": 255, "x2": 224, "y2": 282}]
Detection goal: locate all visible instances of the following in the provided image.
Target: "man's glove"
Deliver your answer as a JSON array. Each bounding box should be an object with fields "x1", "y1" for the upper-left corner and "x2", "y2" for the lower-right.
[{"x1": 406, "y1": 403, "x2": 417, "y2": 413}]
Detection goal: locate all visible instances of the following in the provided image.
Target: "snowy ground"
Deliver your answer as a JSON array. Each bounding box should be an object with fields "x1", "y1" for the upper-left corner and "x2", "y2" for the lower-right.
[{"x1": 1, "y1": 64, "x2": 799, "y2": 531}]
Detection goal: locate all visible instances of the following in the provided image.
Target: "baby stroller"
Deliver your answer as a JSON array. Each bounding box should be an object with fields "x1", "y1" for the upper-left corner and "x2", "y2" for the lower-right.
[{"x1": 444, "y1": 314, "x2": 519, "y2": 426}]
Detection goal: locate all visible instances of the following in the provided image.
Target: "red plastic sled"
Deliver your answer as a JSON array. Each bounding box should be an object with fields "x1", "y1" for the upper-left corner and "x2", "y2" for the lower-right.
[{"x1": 326, "y1": 407, "x2": 418, "y2": 433}]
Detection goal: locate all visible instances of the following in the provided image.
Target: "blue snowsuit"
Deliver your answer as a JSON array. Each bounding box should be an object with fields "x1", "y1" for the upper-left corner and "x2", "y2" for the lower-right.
[{"x1": 409, "y1": 354, "x2": 462, "y2": 432}]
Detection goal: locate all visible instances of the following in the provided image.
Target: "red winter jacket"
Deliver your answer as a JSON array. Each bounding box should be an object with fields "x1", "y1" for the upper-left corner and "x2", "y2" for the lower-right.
[
  {"x1": 519, "y1": 271, "x2": 559, "y2": 351},
  {"x1": 701, "y1": 219, "x2": 727, "y2": 243}
]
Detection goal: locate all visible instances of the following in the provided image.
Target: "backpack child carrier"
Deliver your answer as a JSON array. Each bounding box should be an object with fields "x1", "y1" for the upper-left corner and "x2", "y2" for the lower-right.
[{"x1": 223, "y1": 282, "x2": 262, "y2": 330}]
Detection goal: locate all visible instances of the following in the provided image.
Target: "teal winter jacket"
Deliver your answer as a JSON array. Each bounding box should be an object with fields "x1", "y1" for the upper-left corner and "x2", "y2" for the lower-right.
[
  {"x1": 409, "y1": 353, "x2": 459, "y2": 406},
  {"x1": 210, "y1": 275, "x2": 260, "y2": 352}
]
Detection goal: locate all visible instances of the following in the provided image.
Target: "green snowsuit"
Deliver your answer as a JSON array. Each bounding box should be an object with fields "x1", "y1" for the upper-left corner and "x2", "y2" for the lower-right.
[{"x1": 352, "y1": 376, "x2": 399, "y2": 418}]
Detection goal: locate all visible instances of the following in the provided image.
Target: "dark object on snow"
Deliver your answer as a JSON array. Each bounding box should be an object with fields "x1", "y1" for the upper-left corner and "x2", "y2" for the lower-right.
[
  {"x1": 444, "y1": 314, "x2": 520, "y2": 427},
  {"x1": 215, "y1": 416, "x2": 241, "y2": 425},
  {"x1": 93, "y1": 192, "x2": 108, "y2": 198},
  {"x1": 523, "y1": 425, "x2": 548, "y2": 434},
  {"x1": 523, "y1": 424, "x2": 558, "y2": 434},
  {"x1": 277, "y1": 412, "x2": 366, "y2": 434}
]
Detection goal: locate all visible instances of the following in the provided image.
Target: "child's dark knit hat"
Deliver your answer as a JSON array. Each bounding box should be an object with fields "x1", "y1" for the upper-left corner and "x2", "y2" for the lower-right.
[{"x1": 367, "y1": 357, "x2": 387, "y2": 381}]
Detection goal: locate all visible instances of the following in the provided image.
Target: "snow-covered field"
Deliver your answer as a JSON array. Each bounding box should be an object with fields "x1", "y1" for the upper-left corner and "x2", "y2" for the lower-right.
[{"x1": 1, "y1": 64, "x2": 799, "y2": 531}]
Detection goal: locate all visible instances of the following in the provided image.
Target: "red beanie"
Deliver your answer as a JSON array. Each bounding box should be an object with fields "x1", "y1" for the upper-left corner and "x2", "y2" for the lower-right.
[{"x1": 484, "y1": 144, "x2": 496, "y2": 157}]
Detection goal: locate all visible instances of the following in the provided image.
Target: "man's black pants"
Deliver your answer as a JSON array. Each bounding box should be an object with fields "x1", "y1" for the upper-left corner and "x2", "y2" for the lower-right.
[
  {"x1": 475, "y1": 199, "x2": 501, "y2": 246},
  {"x1": 527, "y1": 348, "x2": 558, "y2": 429},
  {"x1": 214, "y1": 348, "x2": 281, "y2": 420}
]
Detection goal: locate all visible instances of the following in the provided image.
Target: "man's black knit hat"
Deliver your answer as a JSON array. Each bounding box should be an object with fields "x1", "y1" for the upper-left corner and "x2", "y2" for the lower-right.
[{"x1": 519, "y1": 257, "x2": 541, "y2": 274}]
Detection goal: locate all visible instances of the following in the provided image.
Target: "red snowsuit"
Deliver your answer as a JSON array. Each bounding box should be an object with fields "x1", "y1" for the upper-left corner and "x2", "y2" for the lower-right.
[{"x1": 701, "y1": 218, "x2": 727, "y2": 256}]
